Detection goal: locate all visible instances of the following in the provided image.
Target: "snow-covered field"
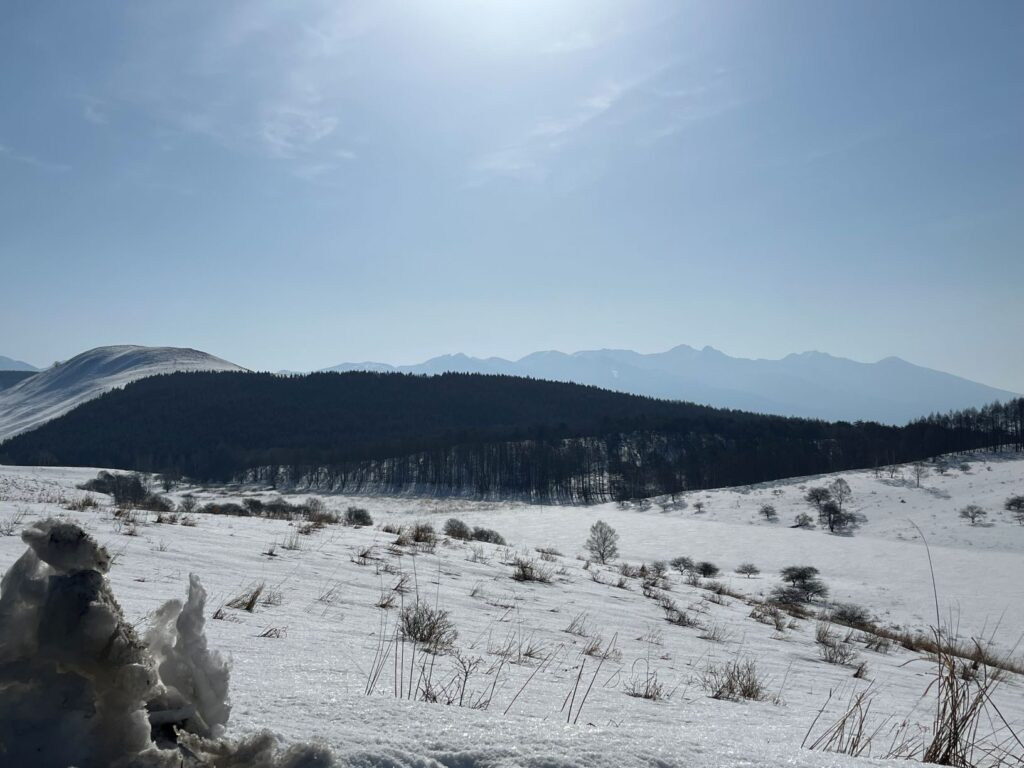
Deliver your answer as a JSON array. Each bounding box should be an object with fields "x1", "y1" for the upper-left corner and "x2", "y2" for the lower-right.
[{"x1": 1, "y1": 455, "x2": 1022, "y2": 766}]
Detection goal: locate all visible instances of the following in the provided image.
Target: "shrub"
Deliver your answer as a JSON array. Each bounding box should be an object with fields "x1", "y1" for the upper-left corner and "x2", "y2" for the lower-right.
[
  {"x1": 759, "y1": 504, "x2": 778, "y2": 521},
  {"x1": 793, "y1": 513, "x2": 814, "y2": 529},
  {"x1": 816, "y1": 623, "x2": 860, "y2": 665},
  {"x1": 344, "y1": 506, "x2": 373, "y2": 527},
  {"x1": 623, "y1": 663, "x2": 666, "y2": 701},
  {"x1": 411, "y1": 521, "x2": 436, "y2": 543},
  {"x1": 701, "y1": 658, "x2": 767, "y2": 701},
  {"x1": 511, "y1": 557, "x2": 553, "y2": 583},
  {"x1": 780, "y1": 565, "x2": 819, "y2": 585},
  {"x1": 749, "y1": 603, "x2": 787, "y2": 632},
  {"x1": 829, "y1": 603, "x2": 872, "y2": 629},
  {"x1": 696, "y1": 561, "x2": 719, "y2": 578},
  {"x1": 444, "y1": 517, "x2": 472, "y2": 540},
  {"x1": 307, "y1": 504, "x2": 339, "y2": 525},
  {"x1": 585, "y1": 520, "x2": 619, "y2": 563},
  {"x1": 472, "y1": 526, "x2": 506, "y2": 545},
  {"x1": 178, "y1": 494, "x2": 198, "y2": 515},
  {"x1": 736, "y1": 562, "x2": 760, "y2": 578},
  {"x1": 400, "y1": 601, "x2": 458, "y2": 653},
  {"x1": 202, "y1": 502, "x2": 247, "y2": 517},
  {"x1": 66, "y1": 495, "x2": 98, "y2": 512},
  {"x1": 138, "y1": 494, "x2": 175, "y2": 513}
]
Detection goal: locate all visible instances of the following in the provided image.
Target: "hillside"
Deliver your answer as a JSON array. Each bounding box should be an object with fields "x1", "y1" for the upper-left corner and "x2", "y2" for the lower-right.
[
  {"x1": 0, "y1": 456, "x2": 1021, "y2": 765},
  {"x1": 327, "y1": 345, "x2": 1020, "y2": 425},
  {"x1": 1, "y1": 369, "x2": 1019, "y2": 501},
  {"x1": 0, "y1": 370, "x2": 35, "y2": 391},
  {"x1": 0, "y1": 345, "x2": 245, "y2": 441}
]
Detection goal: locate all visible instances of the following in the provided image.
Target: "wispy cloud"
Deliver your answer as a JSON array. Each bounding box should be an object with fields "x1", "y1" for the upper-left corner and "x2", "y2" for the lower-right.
[
  {"x1": 472, "y1": 70, "x2": 660, "y2": 184},
  {"x1": 80, "y1": 95, "x2": 108, "y2": 125},
  {"x1": 101, "y1": 2, "x2": 381, "y2": 182},
  {"x1": 0, "y1": 143, "x2": 69, "y2": 173},
  {"x1": 259, "y1": 103, "x2": 338, "y2": 159}
]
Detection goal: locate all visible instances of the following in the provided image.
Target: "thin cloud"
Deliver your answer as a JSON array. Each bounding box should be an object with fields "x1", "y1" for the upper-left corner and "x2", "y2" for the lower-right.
[
  {"x1": 474, "y1": 71, "x2": 659, "y2": 184},
  {"x1": 80, "y1": 95, "x2": 108, "y2": 125},
  {"x1": 0, "y1": 143, "x2": 70, "y2": 173}
]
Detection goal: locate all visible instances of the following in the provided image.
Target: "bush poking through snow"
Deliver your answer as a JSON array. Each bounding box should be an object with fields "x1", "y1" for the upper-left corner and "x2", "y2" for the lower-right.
[
  {"x1": 701, "y1": 658, "x2": 768, "y2": 701},
  {"x1": 511, "y1": 557, "x2": 553, "y2": 583},
  {"x1": 828, "y1": 602, "x2": 873, "y2": 629},
  {"x1": 411, "y1": 521, "x2": 436, "y2": 544},
  {"x1": 472, "y1": 526, "x2": 506, "y2": 545},
  {"x1": 623, "y1": 660, "x2": 667, "y2": 701},
  {"x1": 444, "y1": 517, "x2": 472, "y2": 540},
  {"x1": 344, "y1": 506, "x2": 373, "y2": 527},
  {"x1": 399, "y1": 601, "x2": 458, "y2": 654},
  {"x1": 816, "y1": 622, "x2": 860, "y2": 665},
  {"x1": 749, "y1": 602, "x2": 788, "y2": 633}
]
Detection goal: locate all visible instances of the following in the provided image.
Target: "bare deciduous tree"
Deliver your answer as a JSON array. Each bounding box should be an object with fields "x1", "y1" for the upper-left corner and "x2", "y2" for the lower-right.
[{"x1": 585, "y1": 520, "x2": 619, "y2": 564}]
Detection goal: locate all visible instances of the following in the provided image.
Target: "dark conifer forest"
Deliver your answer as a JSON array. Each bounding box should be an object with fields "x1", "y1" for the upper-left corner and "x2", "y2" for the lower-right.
[{"x1": 1, "y1": 371, "x2": 1020, "y2": 502}]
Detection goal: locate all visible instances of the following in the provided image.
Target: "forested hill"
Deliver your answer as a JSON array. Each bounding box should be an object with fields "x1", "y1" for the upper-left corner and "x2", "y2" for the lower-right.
[{"x1": 0, "y1": 370, "x2": 1019, "y2": 501}]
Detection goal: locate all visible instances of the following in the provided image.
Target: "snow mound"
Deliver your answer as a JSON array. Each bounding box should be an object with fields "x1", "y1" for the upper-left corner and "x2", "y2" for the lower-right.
[
  {"x1": 0, "y1": 345, "x2": 245, "y2": 441},
  {"x1": 0, "y1": 518, "x2": 333, "y2": 768}
]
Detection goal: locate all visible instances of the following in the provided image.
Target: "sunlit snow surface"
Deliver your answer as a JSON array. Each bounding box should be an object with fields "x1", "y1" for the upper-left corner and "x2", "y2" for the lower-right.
[{"x1": 1, "y1": 456, "x2": 1022, "y2": 766}]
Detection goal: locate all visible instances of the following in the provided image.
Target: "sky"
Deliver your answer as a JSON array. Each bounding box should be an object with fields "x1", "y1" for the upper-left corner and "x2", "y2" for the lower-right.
[{"x1": 1, "y1": 1, "x2": 1022, "y2": 391}]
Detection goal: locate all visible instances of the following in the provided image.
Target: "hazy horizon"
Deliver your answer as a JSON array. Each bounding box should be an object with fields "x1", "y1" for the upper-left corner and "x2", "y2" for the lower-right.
[{"x1": 2, "y1": 1, "x2": 1022, "y2": 390}]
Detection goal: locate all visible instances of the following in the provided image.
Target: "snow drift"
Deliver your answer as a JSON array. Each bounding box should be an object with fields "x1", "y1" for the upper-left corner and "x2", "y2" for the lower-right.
[{"x1": 0, "y1": 519, "x2": 333, "y2": 767}]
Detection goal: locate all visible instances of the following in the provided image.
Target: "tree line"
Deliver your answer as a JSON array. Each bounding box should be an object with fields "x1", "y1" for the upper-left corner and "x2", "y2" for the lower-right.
[{"x1": 1, "y1": 370, "x2": 1019, "y2": 502}]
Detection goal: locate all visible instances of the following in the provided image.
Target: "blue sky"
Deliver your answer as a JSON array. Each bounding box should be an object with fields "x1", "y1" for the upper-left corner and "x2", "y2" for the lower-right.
[{"x1": 1, "y1": 1, "x2": 1021, "y2": 390}]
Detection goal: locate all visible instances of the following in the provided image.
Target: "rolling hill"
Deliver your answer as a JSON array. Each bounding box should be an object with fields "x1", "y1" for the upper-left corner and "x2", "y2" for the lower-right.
[{"x1": 0, "y1": 345, "x2": 245, "y2": 442}]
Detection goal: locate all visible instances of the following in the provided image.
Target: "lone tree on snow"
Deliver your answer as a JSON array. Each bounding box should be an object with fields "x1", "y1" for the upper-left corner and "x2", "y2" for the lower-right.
[
  {"x1": 779, "y1": 565, "x2": 829, "y2": 602},
  {"x1": 585, "y1": 520, "x2": 619, "y2": 564},
  {"x1": 759, "y1": 504, "x2": 778, "y2": 521},
  {"x1": 736, "y1": 562, "x2": 760, "y2": 578},
  {"x1": 959, "y1": 504, "x2": 987, "y2": 526}
]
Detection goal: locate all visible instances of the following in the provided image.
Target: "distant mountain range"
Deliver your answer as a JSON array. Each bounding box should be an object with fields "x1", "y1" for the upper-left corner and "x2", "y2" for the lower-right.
[
  {"x1": 0, "y1": 355, "x2": 38, "y2": 372},
  {"x1": 1, "y1": 344, "x2": 1017, "y2": 445},
  {"x1": 0, "y1": 345, "x2": 244, "y2": 442},
  {"x1": 325, "y1": 345, "x2": 1020, "y2": 425}
]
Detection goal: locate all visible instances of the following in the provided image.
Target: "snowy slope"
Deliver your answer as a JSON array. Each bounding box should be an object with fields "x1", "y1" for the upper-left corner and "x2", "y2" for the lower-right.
[
  {"x1": 0, "y1": 345, "x2": 245, "y2": 442},
  {"x1": 1, "y1": 455, "x2": 1021, "y2": 765},
  {"x1": 325, "y1": 346, "x2": 1019, "y2": 424}
]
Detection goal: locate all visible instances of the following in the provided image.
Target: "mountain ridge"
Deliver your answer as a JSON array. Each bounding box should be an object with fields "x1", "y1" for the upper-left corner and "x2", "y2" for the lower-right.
[
  {"x1": 0, "y1": 355, "x2": 39, "y2": 372},
  {"x1": 323, "y1": 345, "x2": 1018, "y2": 424}
]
